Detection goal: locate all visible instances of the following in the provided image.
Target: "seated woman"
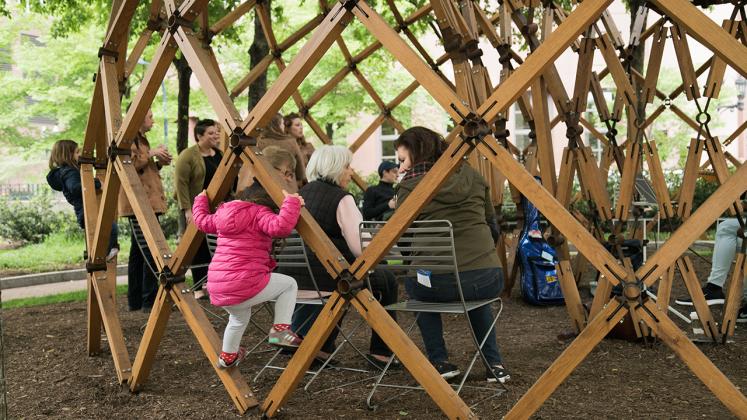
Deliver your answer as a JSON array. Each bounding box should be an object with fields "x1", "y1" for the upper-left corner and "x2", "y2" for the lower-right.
[
  {"x1": 394, "y1": 126, "x2": 509, "y2": 384},
  {"x1": 278, "y1": 145, "x2": 398, "y2": 366}
]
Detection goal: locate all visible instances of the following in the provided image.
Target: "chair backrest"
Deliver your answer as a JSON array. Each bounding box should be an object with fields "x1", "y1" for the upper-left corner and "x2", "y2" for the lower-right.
[
  {"x1": 273, "y1": 231, "x2": 324, "y2": 296},
  {"x1": 359, "y1": 220, "x2": 459, "y2": 275},
  {"x1": 205, "y1": 234, "x2": 218, "y2": 257}
]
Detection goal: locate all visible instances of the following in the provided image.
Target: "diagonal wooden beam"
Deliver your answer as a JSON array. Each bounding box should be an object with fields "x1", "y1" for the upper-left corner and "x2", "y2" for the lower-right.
[
  {"x1": 116, "y1": 33, "x2": 178, "y2": 147},
  {"x1": 651, "y1": 0, "x2": 747, "y2": 77},
  {"x1": 210, "y1": 0, "x2": 257, "y2": 35},
  {"x1": 505, "y1": 300, "x2": 627, "y2": 418},
  {"x1": 480, "y1": 0, "x2": 614, "y2": 123},
  {"x1": 240, "y1": 2, "x2": 351, "y2": 133}
]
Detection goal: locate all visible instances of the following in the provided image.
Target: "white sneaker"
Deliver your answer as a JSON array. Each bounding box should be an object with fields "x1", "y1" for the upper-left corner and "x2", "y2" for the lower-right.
[{"x1": 106, "y1": 247, "x2": 119, "y2": 262}]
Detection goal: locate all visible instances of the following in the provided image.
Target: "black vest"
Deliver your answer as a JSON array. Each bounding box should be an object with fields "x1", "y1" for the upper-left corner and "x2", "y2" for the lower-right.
[{"x1": 279, "y1": 179, "x2": 356, "y2": 291}]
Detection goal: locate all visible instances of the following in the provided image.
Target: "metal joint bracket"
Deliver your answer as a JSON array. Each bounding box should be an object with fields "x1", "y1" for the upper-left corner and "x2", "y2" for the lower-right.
[
  {"x1": 168, "y1": 11, "x2": 191, "y2": 35},
  {"x1": 381, "y1": 107, "x2": 391, "y2": 117},
  {"x1": 157, "y1": 267, "x2": 179, "y2": 286},
  {"x1": 442, "y1": 28, "x2": 462, "y2": 53},
  {"x1": 348, "y1": 60, "x2": 357, "y2": 71},
  {"x1": 97, "y1": 47, "x2": 119, "y2": 61},
  {"x1": 146, "y1": 18, "x2": 162, "y2": 32},
  {"x1": 77, "y1": 156, "x2": 96, "y2": 166},
  {"x1": 86, "y1": 261, "x2": 108, "y2": 273},
  {"x1": 339, "y1": 0, "x2": 365, "y2": 16},
  {"x1": 336, "y1": 269, "x2": 364, "y2": 298},
  {"x1": 298, "y1": 105, "x2": 309, "y2": 117},
  {"x1": 229, "y1": 127, "x2": 255, "y2": 155},
  {"x1": 457, "y1": 112, "x2": 491, "y2": 150},
  {"x1": 108, "y1": 144, "x2": 132, "y2": 161},
  {"x1": 271, "y1": 48, "x2": 283, "y2": 58}
]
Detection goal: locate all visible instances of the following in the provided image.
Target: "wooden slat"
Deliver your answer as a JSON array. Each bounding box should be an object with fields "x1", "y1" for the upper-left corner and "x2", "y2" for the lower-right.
[
  {"x1": 210, "y1": 0, "x2": 257, "y2": 35},
  {"x1": 557, "y1": 260, "x2": 586, "y2": 333},
  {"x1": 721, "y1": 252, "x2": 746, "y2": 337},
  {"x1": 129, "y1": 285, "x2": 173, "y2": 391},
  {"x1": 91, "y1": 268, "x2": 132, "y2": 383},
  {"x1": 169, "y1": 286, "x2": 258, "y2": 413}
]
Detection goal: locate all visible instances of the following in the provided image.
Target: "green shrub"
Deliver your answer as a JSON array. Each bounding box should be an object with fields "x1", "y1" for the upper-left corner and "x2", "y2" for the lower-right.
[{"x1": 0, "y1": 188, "x2": 61, "y2": 244}]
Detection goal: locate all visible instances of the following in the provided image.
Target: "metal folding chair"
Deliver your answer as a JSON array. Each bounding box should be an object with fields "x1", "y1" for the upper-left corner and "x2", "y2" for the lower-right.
[
  {"x1": 251, "y1": 231, "x2": 382, "y2": 392},
  {"x1": 359, "y1": 220, "x2": 506, "y2": 410}
]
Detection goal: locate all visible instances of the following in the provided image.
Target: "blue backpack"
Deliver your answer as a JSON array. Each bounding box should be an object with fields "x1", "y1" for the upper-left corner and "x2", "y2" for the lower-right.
[{"x1": 517, "y1": 191, "x2": 564, "y2": 306}]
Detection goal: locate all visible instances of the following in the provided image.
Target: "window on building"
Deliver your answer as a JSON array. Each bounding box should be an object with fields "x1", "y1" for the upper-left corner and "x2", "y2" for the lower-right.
[{"x1": 381, "y1": 120, "x2": 398, "y2": 161}]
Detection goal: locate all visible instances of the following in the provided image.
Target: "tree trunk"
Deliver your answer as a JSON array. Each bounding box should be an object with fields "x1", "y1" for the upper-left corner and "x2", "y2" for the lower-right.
[
  {"x1": 174, "y1": 53, "x2": 192, "y2": 154},
  {"x1": 325, "y1": 122, "x2": 334, "y2": 141},
  {"x1": 248, "y1": 2, "x2": 270, "y2": 112},
  {"x1": 173, "y1": 53, "x2": 192, "y2": 237}
]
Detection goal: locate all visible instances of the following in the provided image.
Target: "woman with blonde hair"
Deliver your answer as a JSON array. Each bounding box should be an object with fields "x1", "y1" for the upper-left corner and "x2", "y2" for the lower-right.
[{"x1": 277, "y1": 145, "x2": 398, "y2": 366}]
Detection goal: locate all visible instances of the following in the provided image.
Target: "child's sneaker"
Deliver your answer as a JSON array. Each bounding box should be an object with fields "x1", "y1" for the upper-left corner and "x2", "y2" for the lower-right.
[
  {"x1": 217, "y1": 347, "x2": 247, "y2": 369},
  {"x1": 268, "y1": 328, "x2": 303, "y2": 349}
]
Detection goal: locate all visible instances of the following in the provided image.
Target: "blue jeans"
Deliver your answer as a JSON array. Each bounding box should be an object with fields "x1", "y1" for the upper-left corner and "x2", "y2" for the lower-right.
[{"x1": 405, "y1": 267, "x2": 504, "y2": 366}]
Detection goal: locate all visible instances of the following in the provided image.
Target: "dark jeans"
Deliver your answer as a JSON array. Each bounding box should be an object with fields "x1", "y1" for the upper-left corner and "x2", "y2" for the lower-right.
[
  {"x1": 405, "y1": 267, "x2": 504, "y2": 366},
  {"x1": 127, "y1": 222, "x2": 159, "y2": 310},
  {"x1": 191, "y1": 237, "x2": 211, "y2": 291},
  {"x1": 79, "y1": 220, "x2": 119, "y2": 254},
  {"x1": 292, "y1": 269, "x2": 398, "y2": 356}
]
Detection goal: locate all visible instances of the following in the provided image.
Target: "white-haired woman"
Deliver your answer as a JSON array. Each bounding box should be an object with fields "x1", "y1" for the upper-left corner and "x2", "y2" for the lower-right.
[{"x1": 278, "y1": 145, "x2": 398, "y2": 367}]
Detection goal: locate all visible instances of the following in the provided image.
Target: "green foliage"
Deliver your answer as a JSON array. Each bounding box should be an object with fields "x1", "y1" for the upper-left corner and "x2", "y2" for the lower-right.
[
  {"x1": 0, "y1": 10, "x2": 100, "y2": 149},
  {"x1": 0, "y1": 188, "x2": 61, "y2": 244}
]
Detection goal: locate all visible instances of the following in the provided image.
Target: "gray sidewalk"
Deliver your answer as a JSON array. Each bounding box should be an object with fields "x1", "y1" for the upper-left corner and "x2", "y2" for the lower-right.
[{"x1": 2, "y1": 274, "x2": 128, "y2": 301}]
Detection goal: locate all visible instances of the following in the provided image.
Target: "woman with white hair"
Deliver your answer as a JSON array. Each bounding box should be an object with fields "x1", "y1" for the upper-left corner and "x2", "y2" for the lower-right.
[{"x1": 278, "y1": 145, "x2": 398, "y2": 367}]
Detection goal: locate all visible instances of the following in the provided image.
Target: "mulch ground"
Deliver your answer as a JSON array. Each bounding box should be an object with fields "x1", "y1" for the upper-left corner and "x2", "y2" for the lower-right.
[{"x1": 4, "y1": 254, "x2": 746, "y2": 419}]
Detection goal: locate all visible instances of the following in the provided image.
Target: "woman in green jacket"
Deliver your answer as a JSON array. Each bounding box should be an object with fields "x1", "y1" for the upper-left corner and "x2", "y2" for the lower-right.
[
  {"x1": 174, "y1": 118, "x2": 223, "y2": 299},
  {"x1": 395, "y1": 126, "x2": 509, "y2": 384}
]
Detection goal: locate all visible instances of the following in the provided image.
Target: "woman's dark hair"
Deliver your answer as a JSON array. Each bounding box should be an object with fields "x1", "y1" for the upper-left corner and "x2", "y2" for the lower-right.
[
  {"x1": 393, "y1": 126, "x2": 448, "y2": 165},
  {"x1": 235, "y1": 182, "x2": 278, "y2": 212},
  {"x1": 194, "y1": 118, "x2": 217, "y2": 142},
  {"x1": 284, "y1": 112, "x2": 308, "y2": 146}
]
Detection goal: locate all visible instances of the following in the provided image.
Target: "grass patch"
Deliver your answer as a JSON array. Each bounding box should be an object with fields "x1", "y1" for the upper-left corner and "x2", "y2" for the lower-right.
[
  {"x1": 3, "y1": 284, "x2": 128, "y2": 309},
  {"x1": 0, "y1": 232, "x2": 132, "y2": 274}
]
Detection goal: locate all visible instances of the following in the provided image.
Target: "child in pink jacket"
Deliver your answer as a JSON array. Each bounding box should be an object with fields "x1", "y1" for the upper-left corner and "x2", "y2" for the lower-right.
[{"x1": 192, "y1": 185, "x2": 304, "y2": 368}]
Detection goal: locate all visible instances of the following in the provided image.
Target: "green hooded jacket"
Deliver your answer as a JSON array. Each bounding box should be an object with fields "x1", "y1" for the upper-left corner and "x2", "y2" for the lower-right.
[{"x1": 397, "y1": 163, "x2": 501, "y2": 273}]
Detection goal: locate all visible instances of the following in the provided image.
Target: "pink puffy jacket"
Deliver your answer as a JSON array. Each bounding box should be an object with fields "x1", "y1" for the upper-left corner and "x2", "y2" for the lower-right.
[{"x1": 192, "y1": 194, "x2": 302, "y2": 307}]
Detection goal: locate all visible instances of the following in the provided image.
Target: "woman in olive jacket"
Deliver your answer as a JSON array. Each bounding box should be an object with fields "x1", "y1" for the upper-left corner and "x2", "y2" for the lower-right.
[
  {"x1": 174, "y1": 118, "x2": 223, "y2": 299},
  {"x1": 394, "y1": 126, "x2": 509, "y2": 384}
]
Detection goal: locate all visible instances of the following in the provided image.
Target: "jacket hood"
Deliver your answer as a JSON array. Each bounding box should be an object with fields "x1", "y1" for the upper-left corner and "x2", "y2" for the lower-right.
[
  {"x1": 46, "y1": 166, "x2": 71, "y2": 192},
  {"x1": 400, "y1": 164, "x2": 477, "y2": 205},
  {"x1": 213, "y1": 200, "x2": 261, "y2": 234}
]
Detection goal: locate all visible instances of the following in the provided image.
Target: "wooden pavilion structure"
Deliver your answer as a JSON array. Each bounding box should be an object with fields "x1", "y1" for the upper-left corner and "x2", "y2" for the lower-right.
[{"x1": 79, "y1": 0, "x2": 747, "y2": 418}]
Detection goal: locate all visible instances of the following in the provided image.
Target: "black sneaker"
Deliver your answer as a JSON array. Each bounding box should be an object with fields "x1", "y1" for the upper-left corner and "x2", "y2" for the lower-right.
[
  {"x1": 487, "y1": 365, "x2": 511, "y2": 384},
  {"x1": 433, "y1": 361, "x2": 460, "y2": 379},
  {"x1": 738, "y1": 305, "x2": 747, "y2": 324},
  {"x1": 674, "y1": 283, "x2": 725, "y2": 306}
]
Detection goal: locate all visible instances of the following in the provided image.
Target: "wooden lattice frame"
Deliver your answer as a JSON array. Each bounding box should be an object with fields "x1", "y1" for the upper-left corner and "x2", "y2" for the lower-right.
[{"x1": 81, "y1": 0, "x2": 747, "y2": 418}]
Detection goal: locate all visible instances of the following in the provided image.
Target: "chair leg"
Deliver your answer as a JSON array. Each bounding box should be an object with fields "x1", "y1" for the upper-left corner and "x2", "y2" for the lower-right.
[{"x1": 366, "y1": 317, "x2": 419, "y2": 410}]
